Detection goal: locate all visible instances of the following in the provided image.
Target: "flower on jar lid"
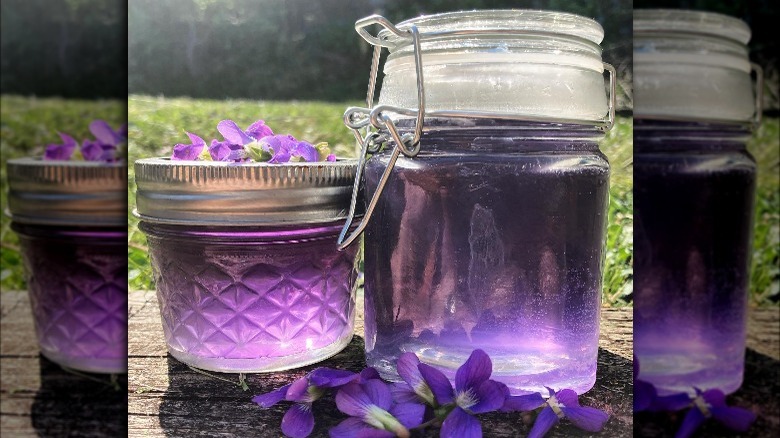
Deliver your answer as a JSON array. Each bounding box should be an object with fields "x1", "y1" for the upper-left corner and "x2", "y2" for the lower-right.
[
  {"x1": 171, "y1": 119, "x2": 336, "y2": 163},
  {"x1": 43, "y1": 120, "x2": 126, "y2": 163}
]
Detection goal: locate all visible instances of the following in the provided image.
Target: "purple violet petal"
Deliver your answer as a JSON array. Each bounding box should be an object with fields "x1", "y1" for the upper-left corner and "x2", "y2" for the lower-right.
[
  {"x1": 89, "y1": 120, "x2": 121, "y2": 146},
  {"x1": 397, "y1": 353, "x2": 424, "y2": 390},
  {"x1": 389, "y1": 402, "x2": 425, "y2": 429},
  {"x1": 335, "y1": 382, "x2": 372, "y2": 417},
  {"x1": 362, "y1": 379, "x2": 393, "y2": 411},
  {"x1": 359, "y1": 367, "x2": 381, "y2": 382},
  {"x1": 59, "y1": 133, "x2": 78, "y2": 148},
  {"x1": 652, "y1": 393, "x2": 693, "y2": 412},
  {"x1": 281, "y1": 403, "x2": 315, "y2": 438},
  {"x1": 308, "y1": 368, "x2": 358, "y2": 389},
  {"x1": 390, "y1": 383, "x2": 420, "y2": 404},
  {"x1": 554, "y1": 389, "x2": 580, "y2": 407},
  {"x1": 326, "y1": 153, "x2": 336, "y2": 162},
  {"x1": 528, "y1": 407, "x2": 560, "y2": 438},
  {"x1": 469, "y1": 379, "x2": 507, "y2": 414},
  {"x1": 291, "y1": 141, "x2": 318, "y2": 162},
  {"x1": 440, "y1": 406, "x2": 482, "y2": 438},
  {"x1": 209, "y1": 140, "x2": 239, "y2": 161},
  {"x1": 561, "y1": 406, "x2": 610, "y2": 432},
  {"x1": 417, "y1": 363, "x2": 454, "y2": 405},
  {"x1": 81, "y1": 140, "x2": 104, "y2": 161},
  {"x1": 701, "y1": 389, "x2": 727, "y2": 407},
  {"x1": 251, "y1": 384, "x2": 291, "y2": 408},
  {"x1": 246, "y1": 119, "x2": 274, "y2": 139},
  {"x1": 455, "y1": 349, "x2": 493, "y2": 393},
  {"x1": 328, "y1": 418, "x2": 394, "y2": 438},
  {"x1": 710, "y1": 406, "x2": 756, "y2": 432},
  {"x1": 285, "y1": 376, "x2": 312, "y2": 403},
  {"x1": 217, "y1": 119, "x2": 254, "y2": 145},
  {"x1": 185, "y1": 132, "x2": 206, "y2": 148},
  {"x1": 503, "y1": 393, "x2": 545, "y2": 412},
  {"x1": 675, "y1": 406, "x2": 707, "y2": 438},
  {"x1": 634, "y1": 380, "x2": 658, "y2": 412}
]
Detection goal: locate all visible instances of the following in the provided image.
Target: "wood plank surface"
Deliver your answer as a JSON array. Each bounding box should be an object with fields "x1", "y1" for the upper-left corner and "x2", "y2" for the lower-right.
[
  {"x1": 126, "y1": 290, "x2": 634, "y2": 437},
  {"x1": 1, "y1": 291, "x2": 128, "y2": 437},
  {"x1": 3, "y1": 290, "x2": 778, "y2": 437}
]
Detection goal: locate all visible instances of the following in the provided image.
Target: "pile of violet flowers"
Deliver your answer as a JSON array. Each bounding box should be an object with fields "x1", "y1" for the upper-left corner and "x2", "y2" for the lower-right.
[
  {"x1": 252, "y1": 349, "x2": 609, "y2": 438},
  {"x1": 171, "y1": 119, "x2": 335, "y2": 163},
  {"x1": 634, "y1": 357, "x2": 756, "y2": 438},
  {"x1": 43, "y1": 120, "x2": 126, "y2": 162}
]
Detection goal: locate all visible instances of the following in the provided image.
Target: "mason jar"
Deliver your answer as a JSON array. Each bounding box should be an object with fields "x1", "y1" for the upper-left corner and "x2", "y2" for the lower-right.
[
  {"x1": 134, "y1": 159, "x2": 360, "y2": 372},
  {"x1": 633, "y1": 9, "x2": 759, "y2": 395},
  {"x1": 6, "y1": 159, "x2": 127, "y2": 373},
  {"x1": 343, "y1": 10, "x2": 614, "y2": 395}
]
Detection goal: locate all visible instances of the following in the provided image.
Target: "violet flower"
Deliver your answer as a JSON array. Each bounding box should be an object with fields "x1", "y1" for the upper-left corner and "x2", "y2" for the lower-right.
[
  {"x1": 252, "y1": 367, "x2": 378, "y2": 438},
  {"x1": 526, "y1": 388, "x2": 609, "y2": 438},
  {"x1": 171, "y1": 132, "x2": 207, "y2": 161},
  {"x1": 416, "y1": 349, "x2": 507, "y2": 437},
  {"x1": 672, "y1": 389, "x2": 756, "y2": 438},
  {"x1": 331, "y1": 379, "x2": 425, "y2": 438},
  {"x1": 81, "y1": 120, "x2": 126, "y2": 162},
  {"x1": 392, "y1": 352, "x2": 436, "y2": 406},
  {"x1": 209, "y1": 139, "x2": 247, "y2": 162},
  {"x1": 43, "y1": 133, "x2": 78, "y2": 160}
]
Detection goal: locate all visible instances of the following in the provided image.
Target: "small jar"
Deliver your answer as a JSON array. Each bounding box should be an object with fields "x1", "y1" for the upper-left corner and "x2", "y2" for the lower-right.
[
  {"x1": 134, "y1": 159, "x2": 360, "y2": 372},
  {"x1": 345, "y1": 10, "x2": 613, "y2": 395},
  {"x1": 633, "y1": 10, "x2": 759, "y2": 395},
  {"x1": 6, "y1": 159, "x2": 127, "y2": 374}
]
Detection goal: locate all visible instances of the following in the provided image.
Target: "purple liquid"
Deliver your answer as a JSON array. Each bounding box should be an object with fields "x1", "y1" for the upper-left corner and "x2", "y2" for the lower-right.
[
  {"x1": 362, "y1": 126, "x2": 609, "y2": 394},
  {"x1": 12, "y1": 223, "x2": 128, "y2": 374},
  {"x1": 634, "y1": 124, "x2": 755, "y2": 395},
  {"x1": 140, "y1": 222, "x2": 359, "y2": 372}
]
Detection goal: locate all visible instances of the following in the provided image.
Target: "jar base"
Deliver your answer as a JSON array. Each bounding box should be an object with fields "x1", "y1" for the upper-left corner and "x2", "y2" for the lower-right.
[
  {"x1": 636, "y1": 352, "x2": 744, "y2": 396},
  {"x1": 368, "y1": 348, "x2": 596, "y2": 395},
  {"x1": 166, "y1": 333, "x2": 354, "y2": 373},
  {"x1": 40, "y1": 349, "x2": 127, "y2": 374}
]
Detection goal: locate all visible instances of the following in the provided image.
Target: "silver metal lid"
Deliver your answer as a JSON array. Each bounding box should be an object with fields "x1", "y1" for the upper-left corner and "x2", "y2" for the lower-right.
[
  {"x1": 134, "y1": 158, "x2": 359, "y2": 226},
  {"x1": 6, "y1": 158, "x2": 127, "y2": 227},
  {"x1": 634, "y1": 9, "x2": 761, "y2": 125}
]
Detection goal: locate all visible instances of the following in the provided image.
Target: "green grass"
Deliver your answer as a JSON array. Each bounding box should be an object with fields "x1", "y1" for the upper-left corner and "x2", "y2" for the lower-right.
[
  {"x1": 0, "y1": 96, "x2": 125, "y2": 290},
  {"x1": 2, "y1": 95, "x2": 777, "y2": 308}
]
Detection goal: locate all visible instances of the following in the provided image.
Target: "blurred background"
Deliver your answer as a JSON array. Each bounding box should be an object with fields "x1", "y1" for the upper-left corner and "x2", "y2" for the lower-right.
[{"x1": 1, "y1": 0, "x2": 128, "y2": 435}]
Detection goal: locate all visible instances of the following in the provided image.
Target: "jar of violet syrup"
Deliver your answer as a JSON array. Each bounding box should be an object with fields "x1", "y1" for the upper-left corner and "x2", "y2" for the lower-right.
[
  {"x1": 633, "y1": 10, "x2": 761, "y2": 395},
  {"x1": 339, "y1": 10, "x2": 615, "y2": 395},
  {"x1": 6, "y1": 159, "x2": 127, "y2": 373},
  {"x1": 134, "y1": 159, "x2": 361, "y2": 372}
]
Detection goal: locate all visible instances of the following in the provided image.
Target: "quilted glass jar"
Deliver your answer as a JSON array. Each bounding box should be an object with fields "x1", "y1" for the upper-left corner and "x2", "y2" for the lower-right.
[
  {"x1": 6, "y1": 159, "x2": 127, "y2": 373},
  {"x1": 634, "y1": 10, "x2": 760, "y2": 395},
  {"x1": 134, "y1": 159, "x2": 360, "y2": 372},
  {"x1": 343, "y1": 10, "x2": 614, "y2": 395}
]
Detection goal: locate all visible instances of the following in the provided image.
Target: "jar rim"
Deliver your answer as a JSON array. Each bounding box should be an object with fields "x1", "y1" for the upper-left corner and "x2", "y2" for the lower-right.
[
  {"x1": 381, "y1": 9, "x2": 604, "y2": 46},
  {"x1": 634, "y1": 9, "x2": 750, "y2": 44}
]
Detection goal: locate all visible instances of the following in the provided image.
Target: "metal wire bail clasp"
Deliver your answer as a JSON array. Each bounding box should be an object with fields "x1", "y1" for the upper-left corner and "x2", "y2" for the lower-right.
[{"x1": 338, "y1": 15, "x2": 426, "y2": 250}]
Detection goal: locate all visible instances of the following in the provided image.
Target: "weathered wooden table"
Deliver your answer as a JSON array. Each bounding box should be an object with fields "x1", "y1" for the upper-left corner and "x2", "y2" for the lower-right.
[
  {"x1": 2, "y1": 290, "x2": 777, "y2": 437},
  {"x1": 126, "y1": 289, "x2": 634, "y2": 437},
  {"x1": 0, "y1": 291, "x2": 127, "y2": 437}
]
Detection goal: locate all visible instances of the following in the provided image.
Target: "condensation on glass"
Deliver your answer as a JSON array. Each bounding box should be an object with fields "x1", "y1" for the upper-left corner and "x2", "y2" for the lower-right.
[
  {"x1": 342, "y1": 10, "x2": 615, "y2": 395},
  {"x1": 633, "y1": 9, "x2": 761, "y2": 395},
  {"x1": 134, "y1": 159, "x2": 361, "y2": 372},
  {"x1": 6, "y1": 159, "x2": 128, "y2": 373}
]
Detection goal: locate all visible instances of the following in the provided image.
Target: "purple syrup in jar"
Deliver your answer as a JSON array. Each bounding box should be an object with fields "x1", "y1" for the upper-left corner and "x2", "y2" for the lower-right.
[
  {"x1": 362, "y1": 125, "x2": 609, "y2": 395},
  {"x1": 134, "y1": 159, "x2": 361, "y2": 372},
  {"x1": 633, "y1": 123, "x2": 755, "y2": 395},
  {"x1": 140, "y1": 223, "x2": 359, "y2": 372},
  {"x1": 11, "y1": 224, "x2": 128, "y2": 374}
]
